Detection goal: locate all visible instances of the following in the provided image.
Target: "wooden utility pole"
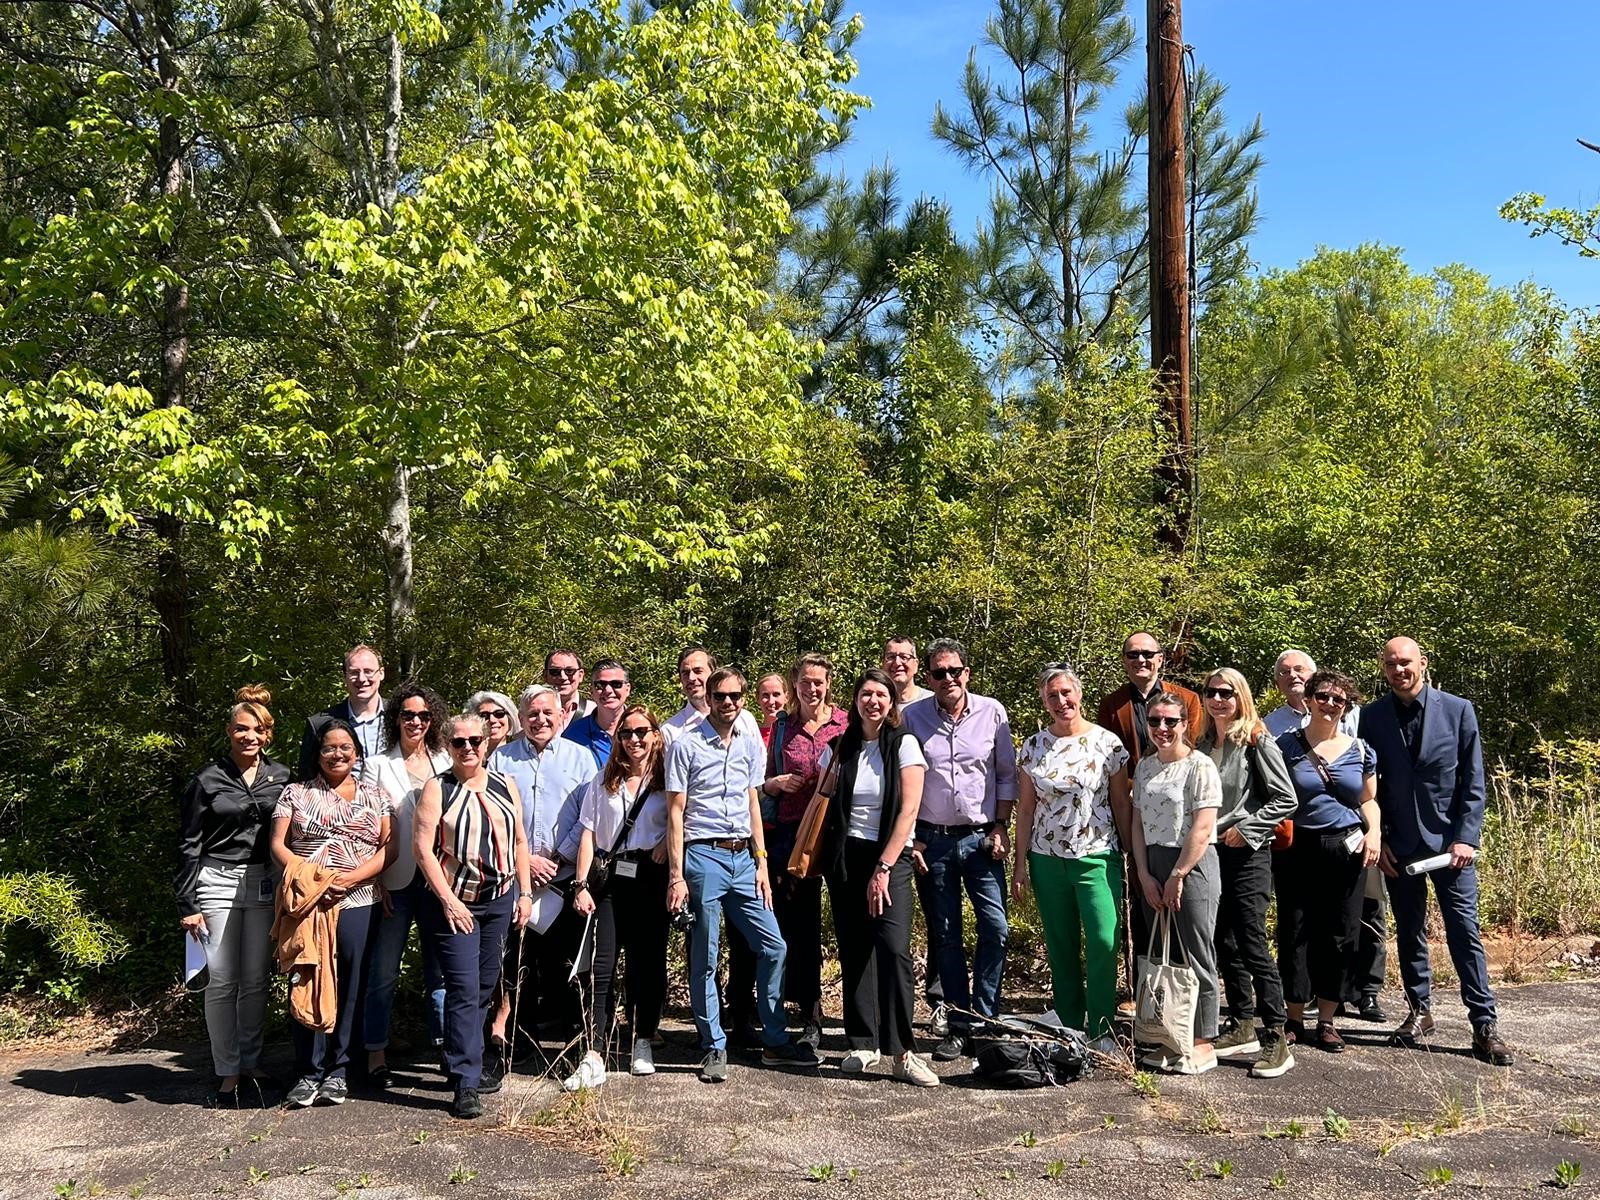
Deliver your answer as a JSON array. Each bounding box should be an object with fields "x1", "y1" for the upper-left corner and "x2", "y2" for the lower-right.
[{"x1": 1147, "y1": 0, "x2": 1192, "y2": 555}]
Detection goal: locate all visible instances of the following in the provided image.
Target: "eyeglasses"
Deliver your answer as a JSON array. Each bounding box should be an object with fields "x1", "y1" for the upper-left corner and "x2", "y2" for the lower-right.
[
  {"x1": 1124, "y1": 649, "x2": 1160, "y2": 661},
  {"x1": 1146, "y1": 715, "x2": 1183, "y2": 728},
  {"x1": 1311, "y1": 691, "x2": 1350, "y2": 709},
  {"x1": 478, "y1": 708, "x2": 508, "y2": 721},
  {"x1": 1203, "y1": 686, "x2": 1236, "y2": 700},
  {"x1": 345, "y1": 669, "x2": 381, "y2": 679},
  {"x1": 399, "y1": 710, "x2": 432, "y2": 724},
  {"x1": 929, "y1": 666, "x2": 966, "y2": 681},
  {"x1": 546, "y1": 667, "x2": 580, "y2": 678},
  {"x1": 711, "y1": 690, "x2": 745, "y2": 703},
  {"x1": 319, "y1": 744, "x2": 356, "y2": 757},
  {"x1": 883, "y1": 652, "x2": 915, "y2": 663},
  {"x1": 593, "y1": 680, "x2": 628, "y2": 691},
  {"x1": 450, "y1": 735, "x2": 485, "y2": 750},
  {"x1": 619, "y1": 727, "x2": 651, "y2": 740}
]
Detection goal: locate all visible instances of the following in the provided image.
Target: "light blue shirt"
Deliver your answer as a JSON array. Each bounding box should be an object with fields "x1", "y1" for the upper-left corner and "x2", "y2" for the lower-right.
[
  {"x1": 665, "y1": 718, "x2": 764, "y2": 841},
  {"x1": 1264, "y1": 702, "x2": 1359, "y2": 740},
  {"x1": 489, "y1": 735, "x2": 597, "y2": 873}
]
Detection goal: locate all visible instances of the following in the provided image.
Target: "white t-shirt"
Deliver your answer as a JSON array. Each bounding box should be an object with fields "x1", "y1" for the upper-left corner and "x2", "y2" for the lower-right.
[
  {"x1": 578, "y1": 776, "x2": 668, "y2": 855},
  {"x1": 819, "y1": 736, "x2": 929, "y2": 842},
  {"x1": 1133, "y1": 752, "x2": 1222, "y2": 849}
]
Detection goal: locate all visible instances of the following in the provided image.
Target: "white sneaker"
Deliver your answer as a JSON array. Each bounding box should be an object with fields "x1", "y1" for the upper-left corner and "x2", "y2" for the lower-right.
[
  {"x1": 929, "y1": 1003, "x2": 949, "y2": 1038},
  {"x1": 562, "y1": 1050, "x2": 607, "y2": 1092},
  {"x1": 840, "y1": 1048, "x2": 881, "y2": 1074},
  {"x1": 630, "y1": 1037, "x2": 656, "y2": 1076},
  {"x1": 1169, "y1": 1048, "x2": 1218, "y2": 1075},
  {"x1": 892, "y1": 1052, "x2": 941, "y2": 1087}
]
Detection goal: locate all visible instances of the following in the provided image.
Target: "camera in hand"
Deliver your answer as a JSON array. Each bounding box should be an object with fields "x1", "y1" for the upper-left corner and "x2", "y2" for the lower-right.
[{"x1": 670, "y1": 906, "x2": 697, "y2": 932}]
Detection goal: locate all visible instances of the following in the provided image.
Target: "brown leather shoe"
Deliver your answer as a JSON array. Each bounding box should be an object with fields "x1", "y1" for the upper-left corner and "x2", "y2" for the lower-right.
[
  {"x1": 1391, "y1": 1007, "x2": 1435, "y2": 1047},
  {"x1": 1472, "y1": 1022, "x2": 1514, "y2": 1066},
  {"x1": 1314, "y1": 1022, "x2": 1346, "y2": 1053}
]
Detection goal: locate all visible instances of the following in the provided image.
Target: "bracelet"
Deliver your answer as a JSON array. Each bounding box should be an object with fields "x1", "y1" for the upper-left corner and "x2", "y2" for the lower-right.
[
  {"x1": 572, "y1": 881, "x2": 589, "y2": 893},
  {"x1": 753, "y1": 849, "x2": 768, "y2": 860}
]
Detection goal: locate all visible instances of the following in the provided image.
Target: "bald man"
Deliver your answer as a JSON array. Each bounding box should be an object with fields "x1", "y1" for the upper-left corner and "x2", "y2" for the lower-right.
[{"x1": 1358, "y1": 637, "x2": 1511, "y2": 1066}]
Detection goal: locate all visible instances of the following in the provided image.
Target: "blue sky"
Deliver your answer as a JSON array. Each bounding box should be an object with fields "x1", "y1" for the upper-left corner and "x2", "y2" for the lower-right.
[{"x1": 829, "y1": 0, "x2": 1600, "y2": 310}]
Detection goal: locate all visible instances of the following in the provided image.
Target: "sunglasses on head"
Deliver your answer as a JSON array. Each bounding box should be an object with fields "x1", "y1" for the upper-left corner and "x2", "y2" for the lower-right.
[
  {"x1": 1203, "y1": 686, "x2": 1236, "y2": 700},
  {"x1": 1146, "y1": 715, "x2": 1183, "y2": 728},
  {"x1": 929, "y1": 666, "x2": 966, "y2": 681},
  {"x1": 1312, "y1": 691, "x2": 1349, "y2": 709},
  {"x1": 450, "y1": 735, "x2": 485, "y2": 750},
  {"x1": 399, "y1": 709, "x2": 432, "y2": 723}
]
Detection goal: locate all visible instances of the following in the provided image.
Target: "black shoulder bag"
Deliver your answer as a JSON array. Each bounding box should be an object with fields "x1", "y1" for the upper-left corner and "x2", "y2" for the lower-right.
[{"x1": 586, "y1": 780, "x2": 655, "y2": 897}]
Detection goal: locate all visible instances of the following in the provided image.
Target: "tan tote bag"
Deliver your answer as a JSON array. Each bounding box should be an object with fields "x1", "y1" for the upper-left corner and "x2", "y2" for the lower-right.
[{"x1": 1134, "y1": 909, "x2": 1200, "y2": 1057}]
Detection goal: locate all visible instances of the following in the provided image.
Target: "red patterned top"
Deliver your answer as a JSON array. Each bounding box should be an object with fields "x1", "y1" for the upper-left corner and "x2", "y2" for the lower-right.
[{"x1": 767, "y1": 706, "x2": 849, "y2": 825}]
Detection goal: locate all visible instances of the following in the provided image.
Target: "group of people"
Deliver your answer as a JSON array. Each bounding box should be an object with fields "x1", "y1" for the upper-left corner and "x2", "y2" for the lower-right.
[{"x1": 176, "y1": 632, "x2": 1512, "y2": 1118}]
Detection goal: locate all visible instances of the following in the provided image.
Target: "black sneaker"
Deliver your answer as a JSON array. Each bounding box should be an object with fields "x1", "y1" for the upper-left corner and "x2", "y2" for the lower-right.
[
  {"x1": 285, "y1": 1077, "x2": 319, "y2": 1108},
  {"x1": 932, "y1": 1033, "x2": 969, "y2": 1062},
  {"x1": 479, "y1": 1063, "x2": 503, "y2": 1095},
  {"x1": 762, "y1": 1041, "x2": 820, "y2": 1071},
  {"x1": 453, "y1": 1088, "x2": 483, "y2": 1119},
  {"x1": 315, "y1": 1076, "x2": 349, "y2": 1105}
]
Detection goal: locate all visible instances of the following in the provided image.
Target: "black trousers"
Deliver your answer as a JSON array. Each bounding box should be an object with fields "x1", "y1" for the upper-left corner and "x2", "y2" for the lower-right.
[
  {"x1": 1214, "y1": 840, "x2": 1287, "y2": 1028},
  {"x1": 1274, "y1": 830, "x2": 1364, "y2": 1006},
  {"x1": 291, "y1": 901, "x2": 376, "y2": 1082},
  {"x1": 1342, "y1": 870, "x2": 1389, "y2": 1004},
  {"x1": 913, "y1": 865, "x2": 944, "y2": 1005},
  {"x1": 423, "y1": 888, "x2": 512, "y2": 1091},
  {"x1": 827, "y1": 840, "x2": 917, "y2": 1056},
  {"x1": 504, "y1": 895, "x2": 583, "y2": 1041},
  {"x1": 769, "y1": 820, "x2": 824, "y2": 1014},
  {"x1": 585, "y1": 855, "x2": 671, "y2": 1051}
]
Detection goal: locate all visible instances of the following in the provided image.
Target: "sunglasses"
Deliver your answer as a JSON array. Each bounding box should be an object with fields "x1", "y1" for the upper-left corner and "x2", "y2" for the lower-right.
[
  {"x1": 399, "y1": 709, "x2": 432, "y2": 724},
  {"x1": 1312, "y1": 691, "x2": 1350, "y2": 709},
  {"x1": 593, "y1": 679, "x2": 628, "y2": 691},
  {"x1": 1123, "y1": 649, "x2": 1160, "y2": 661},
  {"x1": 929, "y1": 666, "x2": 966, "y2": 681},
  {"x1": 619, "y1": 727, "x2": 652, "y2": 741},
  {"x1": 478, "y1": 708, "x2": 508, "y2": 721},
  {"x1": 1146, "y1": 715, "x2": 1183, "y2": 728},
  {"x1": 450, "y1": 735, "x2": 486, "y2": 750},
  {"x1": 1203, "y1": 686, "x2": 1236, "y2": 700},
  {"x1": 711, "y1": 691, "x2": 745, "y2": 703},
  {"x1": 546, "y1": 667, "x2": 580, "y2": 678}
]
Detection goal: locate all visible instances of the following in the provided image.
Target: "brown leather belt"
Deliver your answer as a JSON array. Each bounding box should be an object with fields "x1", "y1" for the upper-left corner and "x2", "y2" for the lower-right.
[{"x1": 689, "y1": 837, "x2": 750, "y2": 852}]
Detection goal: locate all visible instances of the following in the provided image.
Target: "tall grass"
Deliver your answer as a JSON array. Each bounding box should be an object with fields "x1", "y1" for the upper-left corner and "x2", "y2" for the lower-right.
[{"x1": 1480, "y1": 742, "x2": 1600, "y2": 936}]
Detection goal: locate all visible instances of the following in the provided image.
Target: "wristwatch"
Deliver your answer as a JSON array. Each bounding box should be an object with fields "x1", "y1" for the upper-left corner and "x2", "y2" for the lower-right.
[
  {"x1": 572, "y1": 880, "x2": 590, "y2": 893},
  {"x1": 874, "y1": 861, "x2": 892, "y2": 876}
]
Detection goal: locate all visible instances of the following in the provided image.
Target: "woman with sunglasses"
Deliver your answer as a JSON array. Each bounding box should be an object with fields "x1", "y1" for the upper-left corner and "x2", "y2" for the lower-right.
[
  {"x1": 1195, "y1": 668, "x2": 1298, "y2": 1078},
  {"x1": 271, "y1": 720, "x2": 393, "y2": 1107},
  {"x1": 1129, "y1": 693, "x2": 1223, "y2": 1073},
  {"x1": 360, "y1": 682, "x2": 452, "y2": 1084},
  {"x1": 1274, "y1": 669, "x2": 1380, "y2": 1054},
  {"x1": 466, "y1": 689, "x2": 521, "y2": 758},
  {"x1": 177, "y1": 685, "x2": 291, "y2": 1104},
  {"x1": 413, "y1": 713, "x2": 534, "y2": 1118},
  {"x1": 1012, "y1": 664, "x2": 1130, "y2": 1055},
  {"x1": 567, "y1": 705, "x2": 672, "y2": 1088}
]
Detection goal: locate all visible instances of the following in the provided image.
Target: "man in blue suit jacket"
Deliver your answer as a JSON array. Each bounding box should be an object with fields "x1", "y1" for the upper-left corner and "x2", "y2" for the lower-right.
[{"x1": 1358, "y1": 637, "x2": 1511, "y2": 1065}]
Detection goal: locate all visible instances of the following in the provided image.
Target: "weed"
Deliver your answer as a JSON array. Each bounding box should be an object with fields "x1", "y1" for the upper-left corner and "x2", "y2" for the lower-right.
[
  {"x1": 53, "y1": 1184, "x2": 78, "y2": 1200},
  {"x1": 845, "y1": 1168, "x2": 860, "y2": 1183},
  {"x1": 1211, "y1": 1161, "x2": 1234, "y2": 1180},
  {"x1": 1101, "y1": 1114, "x2": 1117, "y2": 1129},
  {"x1": 246, "y1": 1132, "x2": 267, "y2": 1145},
  {"x1": 1263, "y1": 1119, "x2": 1306, "y2": 1141},
  {"x1": 1131, "y1": 1071, "x2": 1160, "y2": 1099},
  {"x1": 246, "y1": 1166, "x2": 269, "y2": 1185},
  {"x1": 1324, "y1": 1108, "x2": 1351, "y2": 1141},
  {"x1": 1184, "y1": 1159, "x2": 1204, "y2": 1182},
  {"x1": 998, "y1": 1168, "x2": 1016, "y2": 1181},
  {"x1": 807, "y1": 1163, "x2": 836, "y2": 1183},
  {"x1": 1555, "y1": 1160, "x2": 1582, "y2": 1189},
  {"x1": 1423, "y1": 1166, "x2": 1454, "y2": 1187},
  {"x1": 1044, "y1": 1160, "x2": 1066, "y2": 1180},
  {"x1": 1016, "y1": 1130, "x2": 1038, "y2": 1148},
  {"x1": 1268, "y1": 1168, "x2": 1288, "y2": 1191},
  {"x1": 1434, "y1": 1092, "x2": 1464, "y2": 1133},
  {"x1": 1196, "y1": 1103, "x2": 1225, "y2": 1134},
  {"x1": 1076, "y1": 1155, "x2": 1089, "y2": 1168},
  {"x1": 606, "y1": 1144, "x2": 641, "y2": 1179},
  {"x1": 1560, "y1": 1115, "x2": 1591, "y2": 1139},
  {"x1": 411, "y1": 1130, "x2": 432, "y2": 1145},
  {"x1": 447, "y1": 1164, "x2": 478, "y2": 1186},
  {"x1": 128, "y1": 1180, "x2": 151, "y2": 1200}
]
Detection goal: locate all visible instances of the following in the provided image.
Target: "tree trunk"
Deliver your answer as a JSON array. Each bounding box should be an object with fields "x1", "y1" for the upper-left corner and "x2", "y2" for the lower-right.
[
  {"x1": 151, "y1": 0, "x2": 198, "y2": 737},
  {"x1": 382, "y1": 461, "x2": 417, "y2": 678}
]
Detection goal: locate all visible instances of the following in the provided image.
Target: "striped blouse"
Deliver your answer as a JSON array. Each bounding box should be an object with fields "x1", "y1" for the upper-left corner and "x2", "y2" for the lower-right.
[
  {"x1": 436, "y1": 770, "x2": 519, "y2": 904},
  {"x1": 274, "y1": 777, "x2": 393, "y2": 909}
]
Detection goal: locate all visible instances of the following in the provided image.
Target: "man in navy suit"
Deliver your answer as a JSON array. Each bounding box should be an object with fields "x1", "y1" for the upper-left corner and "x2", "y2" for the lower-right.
[
  {"x1": 296, "y1": 644, "x2": 389, "y2": 780},
  {"x1": 1358, "y1": 637, "x2": 1511, "y2": 1065}
]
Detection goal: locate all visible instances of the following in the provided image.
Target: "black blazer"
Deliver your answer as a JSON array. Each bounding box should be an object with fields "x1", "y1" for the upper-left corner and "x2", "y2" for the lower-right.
[
  {"x1": 296, "y1": 698, "x2": 387, "y2": 781},
  {"x1": 1357, "y1": 686, "x2": 1486, "y2": 861}
]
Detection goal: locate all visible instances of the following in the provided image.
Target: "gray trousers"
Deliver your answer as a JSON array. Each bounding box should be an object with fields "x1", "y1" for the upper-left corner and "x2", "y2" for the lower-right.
[
  {"x1": 1140, "y1": 844, "x2": 1221, "y2": 1041},
  {"x1": 196, "y1": 862, "x2": 275, "y2": 1076}
]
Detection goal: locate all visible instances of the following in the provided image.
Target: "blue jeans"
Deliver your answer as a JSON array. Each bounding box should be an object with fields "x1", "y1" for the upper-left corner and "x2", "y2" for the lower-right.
[
  {"x1": 919, "y1": 823, "x2": 1009, "y2": 1033},
  {"x1": 363, "y1": 877, "x2": 446, "y2": 1051},
  {"x1": 683, "y1": 843, "x2": 789, "y2": 1052}
]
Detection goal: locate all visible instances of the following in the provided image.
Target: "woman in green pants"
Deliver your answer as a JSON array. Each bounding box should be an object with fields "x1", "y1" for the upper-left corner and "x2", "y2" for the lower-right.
[{"x1": 1012, "y1": 663, "x2": 1132, "y2": 1054}]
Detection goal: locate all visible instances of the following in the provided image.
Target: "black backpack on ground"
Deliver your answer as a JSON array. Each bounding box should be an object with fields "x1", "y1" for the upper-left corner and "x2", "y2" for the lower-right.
[{"x1": 970, "y1": 1016, "x2": 1093, "y2": 1088}]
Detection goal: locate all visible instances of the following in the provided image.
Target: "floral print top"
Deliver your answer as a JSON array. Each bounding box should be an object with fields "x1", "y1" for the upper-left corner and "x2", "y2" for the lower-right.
[{"x1": 1019, "y1": 724, "x2": 1130, "y2": 859}]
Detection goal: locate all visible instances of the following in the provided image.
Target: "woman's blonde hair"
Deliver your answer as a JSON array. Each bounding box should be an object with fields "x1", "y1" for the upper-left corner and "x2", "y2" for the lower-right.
[
  {"x1": 1201, "y1": 667, "x2": 1260, "y2": 748},
  {"x1": 229, "y1": 685, "x2": 275, "y2": 747}
]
